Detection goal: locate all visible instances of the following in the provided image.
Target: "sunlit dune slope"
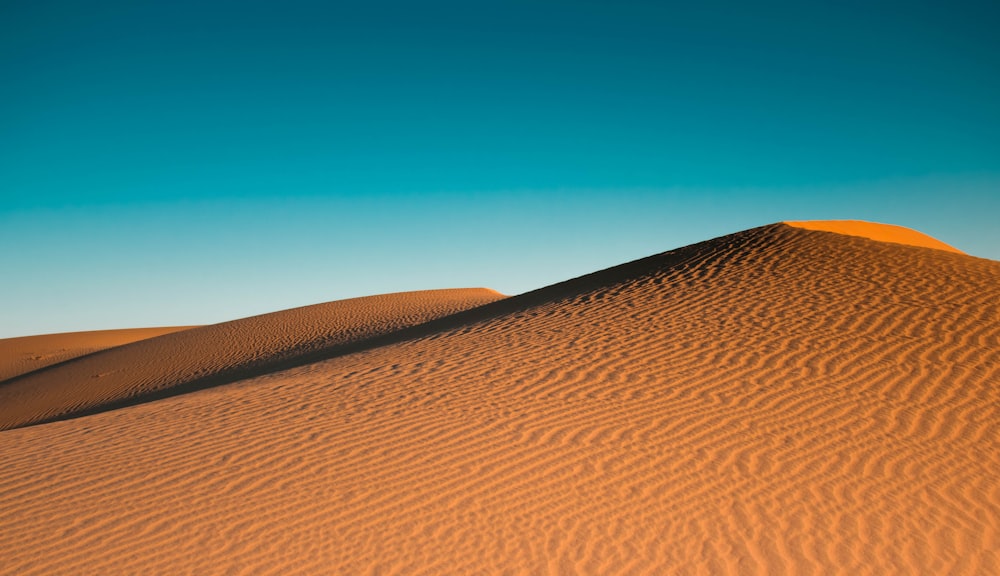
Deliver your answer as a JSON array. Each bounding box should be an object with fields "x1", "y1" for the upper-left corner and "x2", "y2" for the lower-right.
[
  {"x1": 0, "y1": 327, "x2": 194, "y2": 382},
  {"x1": 1, "y1": 223, "x2": 998, "y2": 575},
  {"x1": 0, "y1": 288, "x2": 504, "y2": 430},
  {"x1": 785, "y1": 219, "x2": 965, "y2": 254}
]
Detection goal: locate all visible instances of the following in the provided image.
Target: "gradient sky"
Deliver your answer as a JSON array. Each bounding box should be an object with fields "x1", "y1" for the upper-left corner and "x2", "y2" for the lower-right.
[{"x1": 2, "y1": 0, "x2": 999, "y2": 337}]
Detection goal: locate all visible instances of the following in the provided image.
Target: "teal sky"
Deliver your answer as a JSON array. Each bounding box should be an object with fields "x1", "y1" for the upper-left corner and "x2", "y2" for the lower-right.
[{"x1": 2, "y1": 1, "x2": 999, "y2": 337}]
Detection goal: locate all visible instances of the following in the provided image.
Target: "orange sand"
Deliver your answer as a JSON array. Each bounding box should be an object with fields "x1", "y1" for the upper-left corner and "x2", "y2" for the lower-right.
[
  {"x1": 0, "y1": 288, "x2": 504, "y2": 430},
  {"x1": 0, "y1": 327, "x2": 194, "y2": 382},
  {"x1": 0, "y1": 223, "x2": 997, "y2": 574},
  {"x1": 785, "y1": 219, "x2": 965, "y2": 253}
]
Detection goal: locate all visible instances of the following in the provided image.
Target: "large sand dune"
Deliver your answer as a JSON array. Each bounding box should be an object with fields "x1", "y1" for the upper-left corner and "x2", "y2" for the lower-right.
[{"x1": 1, "y1": 222, "x2": 997, "y2": 574}]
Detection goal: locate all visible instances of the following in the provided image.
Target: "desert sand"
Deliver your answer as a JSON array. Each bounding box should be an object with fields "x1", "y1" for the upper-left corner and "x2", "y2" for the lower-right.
[
  {"x1": 0, "y1": 288, "x2": 503, "y2": 430},
  {"x1": 0, "y1": 327, "x2": 194, "y2": 382},
  {"x1": 1, "y1": 222, "x2": 997, "y2": 574},
  {"x1": 784, "y1": 219, "x2": 965, "y2": 254}
]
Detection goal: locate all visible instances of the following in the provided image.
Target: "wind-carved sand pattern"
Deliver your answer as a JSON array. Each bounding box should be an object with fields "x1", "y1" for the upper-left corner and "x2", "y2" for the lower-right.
[{"x1": 1, "y1": 222, "x2": 997, "y2": 574}]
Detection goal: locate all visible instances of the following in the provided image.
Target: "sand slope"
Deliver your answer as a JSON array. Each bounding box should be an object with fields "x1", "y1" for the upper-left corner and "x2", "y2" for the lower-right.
[
  {"x1": 0, "y1": 327, "x2": 193, "y2": 382},
  {"x1": 1, "y1": 223, "x2": 998, "y2": 575},
  {"x1": 0, "y1": 288, "x2": 504, "y2": 430}
]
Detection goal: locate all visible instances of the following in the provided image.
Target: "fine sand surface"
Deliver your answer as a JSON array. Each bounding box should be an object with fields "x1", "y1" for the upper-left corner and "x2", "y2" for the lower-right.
[
  {"x1": 0, "y1": 288, "x2": 504, "y2": 430},
  {"x1": 1, "y1": 222, "x2": 998, "y2": 574},
  {"x1": 0, "y1": 327, "x2": 194, "y2": 382}
]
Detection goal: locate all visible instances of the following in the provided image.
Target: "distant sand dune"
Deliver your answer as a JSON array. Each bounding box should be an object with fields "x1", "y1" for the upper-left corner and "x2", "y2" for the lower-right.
[
  {"x1": 0, "y1": 288, "x2": 504, "y2": 430},
  {"x1": 1, "y1": 223, "x2": 997, "y2": 575},
  {"x1": 0, "y1": 327, "x2": 193, "y2": 382}
]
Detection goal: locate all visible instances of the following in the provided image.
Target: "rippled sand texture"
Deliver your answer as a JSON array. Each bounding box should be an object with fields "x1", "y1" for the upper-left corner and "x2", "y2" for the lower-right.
[{"x1": 1, "y1": 223, "x2": 997, "y2": 575}]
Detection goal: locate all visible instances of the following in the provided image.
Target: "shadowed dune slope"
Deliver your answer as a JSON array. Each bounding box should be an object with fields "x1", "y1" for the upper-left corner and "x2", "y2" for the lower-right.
[
  {"x1": 0, "y1": 327, "x2": 194, "y2": 382},
  {"x1": 0, "y1": 288, "x2": 504, "y2": 430},
  {"x1": 785, "y1": 219, "x2": 965, "y2": 254},
  {"x1": 1, "y1": 223, "x2": 998, "y2": 574}
]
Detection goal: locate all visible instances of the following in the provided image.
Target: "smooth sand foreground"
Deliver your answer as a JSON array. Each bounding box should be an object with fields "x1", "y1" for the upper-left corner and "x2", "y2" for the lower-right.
[{"x1": 1, "y1": 222, "x2": 997, "y2": 574}]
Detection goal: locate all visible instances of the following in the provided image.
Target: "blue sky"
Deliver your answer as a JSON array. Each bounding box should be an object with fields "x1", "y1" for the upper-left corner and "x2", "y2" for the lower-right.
[{"x1": 2, "y1": 1, "x2": 998, "y2": 337}]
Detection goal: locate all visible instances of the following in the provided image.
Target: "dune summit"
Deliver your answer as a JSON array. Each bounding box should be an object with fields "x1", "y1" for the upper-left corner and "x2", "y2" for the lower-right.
[
  {"x1": 784, "y1": 219, "x2": 965, "y2": 254},
  {"x1": 1, "y1": 222, "x2": 997, "y2": 575}
]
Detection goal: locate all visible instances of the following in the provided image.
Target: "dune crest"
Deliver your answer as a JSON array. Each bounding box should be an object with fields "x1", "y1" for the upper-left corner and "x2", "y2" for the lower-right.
[
  {"x1": 784, "y1": 219, "x2": 964, "y2": 253},
  {"x1": 1, "y1": 224, "x2": 997, "y2": 574}
]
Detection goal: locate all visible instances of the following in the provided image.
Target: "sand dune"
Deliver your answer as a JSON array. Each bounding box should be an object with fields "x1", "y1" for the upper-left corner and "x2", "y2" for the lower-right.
[
  {"x1": 0, "y1": 327, "x2": 193, "y2": 382},
  {"x1": 1, "y1": 223, "x2": 997, "y2": 574},
  {"x1": 0, "y1": 288, "x2": 504, "y2": 430}
]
